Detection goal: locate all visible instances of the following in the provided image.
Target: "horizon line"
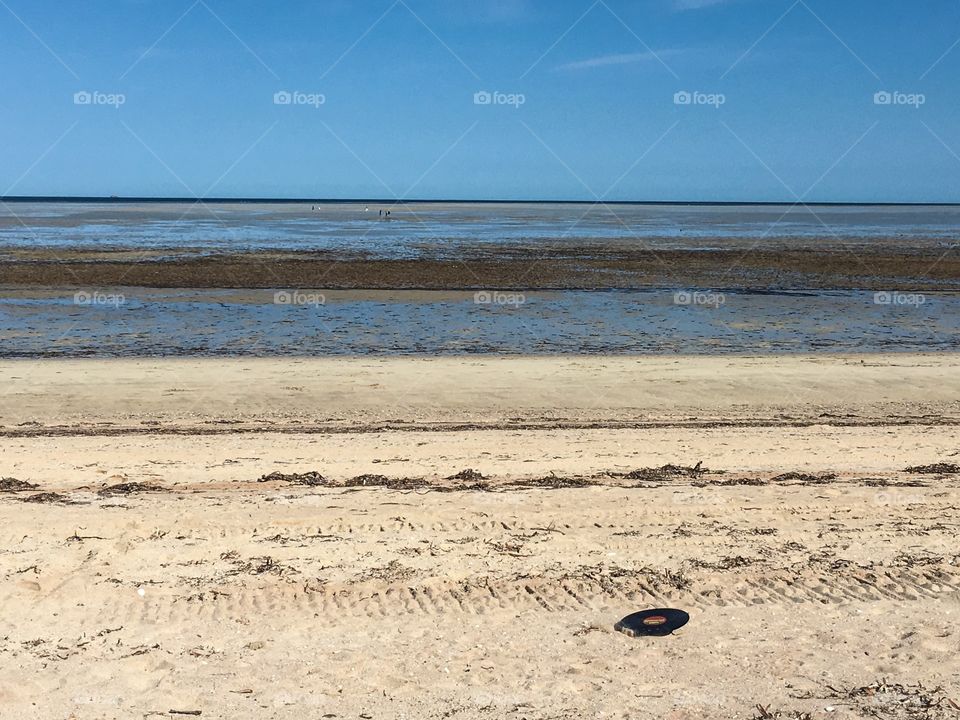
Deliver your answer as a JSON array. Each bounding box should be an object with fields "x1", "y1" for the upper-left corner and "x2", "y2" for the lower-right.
[{"x1": 2, "y1": 195, "x2": 960, "y2": 207}]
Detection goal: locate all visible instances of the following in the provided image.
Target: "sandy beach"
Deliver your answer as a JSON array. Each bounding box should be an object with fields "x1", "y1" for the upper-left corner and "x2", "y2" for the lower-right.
[
  {"x1": 6, "y1": 0, "x2": 960, "y2": 716},
  {"x1": 2, "y1": 355, "x2": 959, "y2": 718}
]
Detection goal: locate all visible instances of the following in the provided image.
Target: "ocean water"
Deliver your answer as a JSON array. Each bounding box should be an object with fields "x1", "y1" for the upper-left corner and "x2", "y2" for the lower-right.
[
  {"x1": 0, "y1": 288, "x2": 957, "y2": 357},
  {"x1": 1, "y1": 201, "x2": 957, "y2": 356},
  {"x1": 1, "y1": 201, "x2": 958, "y2": 258}
]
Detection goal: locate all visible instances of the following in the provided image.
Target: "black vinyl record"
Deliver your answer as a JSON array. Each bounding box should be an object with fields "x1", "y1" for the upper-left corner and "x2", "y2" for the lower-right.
[{"x1": 615, "y1": 608, "x2": 689, "y2": 637}]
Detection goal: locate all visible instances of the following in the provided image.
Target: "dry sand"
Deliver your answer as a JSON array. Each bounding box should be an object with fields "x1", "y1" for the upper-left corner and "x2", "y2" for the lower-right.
[{"x1": 2, "y1": 355, "x2": 960, "y2": 719}]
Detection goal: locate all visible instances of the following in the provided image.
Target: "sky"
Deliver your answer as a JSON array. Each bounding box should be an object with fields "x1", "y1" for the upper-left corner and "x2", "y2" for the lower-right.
[{"x1": 1, "y1": 0, "x2": 959, "y2": 202}]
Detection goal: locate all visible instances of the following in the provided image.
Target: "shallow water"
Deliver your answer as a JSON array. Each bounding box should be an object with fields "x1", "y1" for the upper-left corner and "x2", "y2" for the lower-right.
[
  {"x1": 1, "y1": 289, "x2": 956, "y2": 357},
  {"x1": 2, "y1": 202, "x2": 957, "y2": 356},
  {"x1": 1, "y1": 201, "x2": 958, "y2": 259}
]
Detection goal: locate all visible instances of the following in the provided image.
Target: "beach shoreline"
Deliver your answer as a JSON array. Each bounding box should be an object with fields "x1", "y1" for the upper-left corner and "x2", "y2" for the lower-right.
[{"x1": 2, "y1": 354, "x2": 959, "y2": 434}]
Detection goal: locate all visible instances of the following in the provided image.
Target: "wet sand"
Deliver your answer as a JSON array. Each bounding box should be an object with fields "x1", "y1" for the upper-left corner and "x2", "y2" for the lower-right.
[
  {"x1": 2, "y1": 246, "x2": 959, "y2": 289},
  {"x1": 1, "y1": 355, "x2": 960, "y2": 718}
]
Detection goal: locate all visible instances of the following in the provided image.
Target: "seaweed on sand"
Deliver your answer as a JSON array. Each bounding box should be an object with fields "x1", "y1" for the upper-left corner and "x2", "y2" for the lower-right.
[
  {"x1": 863, "y1": 477, "x2": 928, "y2": 488},
  {"x1": 0, "y1": 477, "x2": 38, "y2": 492},
  {"x1": 507, "y1": 473, "x2": 597, "y2": 489},
  {"x1": 342, "y1": 474, "x2": 428, "y2": 490},
  {"x1": 98, "y1": 482, "x2": 163, "y2": 497},
  {"x1": 689, "y1": 555, "x2": 758, "y2": 571},
  {"x1": 434, "y1": 480, "x2": 491, "y2": 493},
  {"x1": 715, "y1": 477, "x2": 767, "y2": 486},
  {"x1": 904, "y1": 463, "x2": 960, "y2": 475},
  {"x1": 22, "y1": 492, "x2": 69, "y2": 504},
  {"x1": 798, "y1": 679, "x2": 960, "y2": 719},
  {"x1": 770, "y1": 472, "x2": 837, "y2": 483},
  {"x1": 612, "y1": 462, "x2": 707, "y2": 482},
  {"x1": 753, "y1": 706, "x2": 812, "y2": 720},
  {"x1": 563, "y1": 564, "x2": 691, "y2": 593},
  {"x1": 355, "y1": 560, "x2": 415, "y2": 583},
  {"x1": 257, "y1": 471, "x2": 330, "y2": 486},
  {"x1": 432, "y1": 468, "x2": 492, "y2": 491},
  {"x1": 221, "y1": 552, "x2": 295, "y2": 577},
  {"x1": 445, "y1": 469, "x2": 487, "y2": 481}
]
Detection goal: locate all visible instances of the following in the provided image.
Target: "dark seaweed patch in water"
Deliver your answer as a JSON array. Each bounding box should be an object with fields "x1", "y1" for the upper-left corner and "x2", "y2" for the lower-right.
[
  {"x1": 904, "y1": 463, "x2": 960, "y2": 474},
  {"x1": 0, "y1": 477, "x2": 38, "y2": 492},
  {"x1": 258, "y1": 471, "x2": 329, "y2": 486}
]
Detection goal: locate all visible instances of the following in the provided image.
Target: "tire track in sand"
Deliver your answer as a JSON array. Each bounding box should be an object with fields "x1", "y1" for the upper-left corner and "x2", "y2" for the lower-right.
[{"x1": 81, "y1": 564, "x2": 960, "y2": 626}]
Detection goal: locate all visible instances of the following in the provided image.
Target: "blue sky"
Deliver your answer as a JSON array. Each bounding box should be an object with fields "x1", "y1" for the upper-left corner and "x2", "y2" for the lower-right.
[{"x1": 1, "y1": 0, "x2": 959, "y2": 201}]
